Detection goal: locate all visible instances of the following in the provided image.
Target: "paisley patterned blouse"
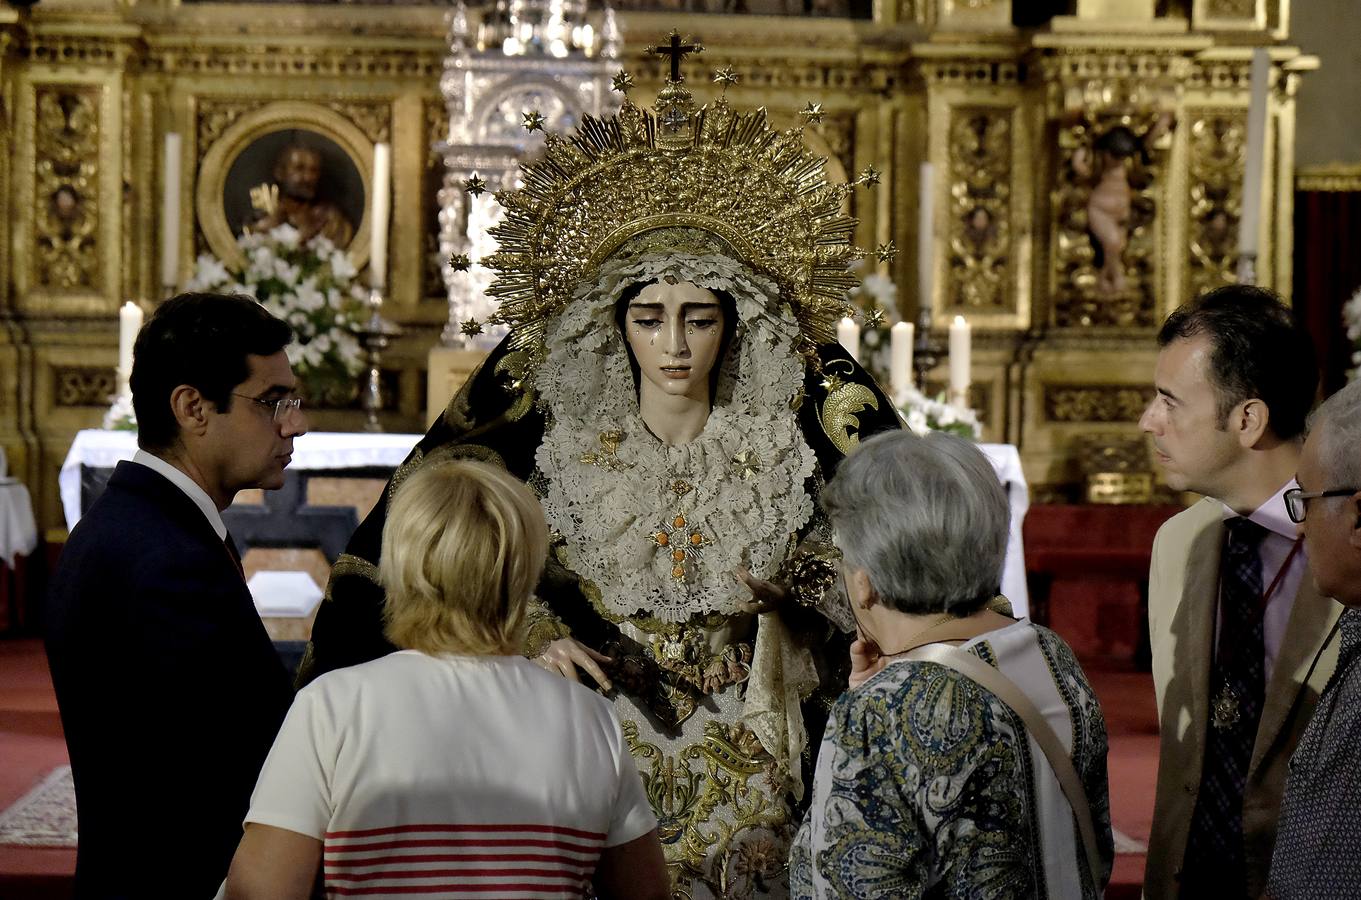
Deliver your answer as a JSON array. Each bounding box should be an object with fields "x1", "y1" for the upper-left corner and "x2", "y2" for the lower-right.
[{"x1": 789, "y1": 620, "x2": 1113, "y2": 899}]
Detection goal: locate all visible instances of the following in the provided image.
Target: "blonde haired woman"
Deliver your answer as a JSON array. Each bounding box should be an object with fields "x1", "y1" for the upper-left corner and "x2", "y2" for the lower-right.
[{"x1": 223, "y1": 461, "x2": 667, "y2": 900}]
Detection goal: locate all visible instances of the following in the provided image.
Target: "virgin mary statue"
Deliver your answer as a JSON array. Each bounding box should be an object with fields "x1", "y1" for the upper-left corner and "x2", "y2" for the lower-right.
[{"x1": 299, "y1": 57, "x2": 901, "y2": 898}]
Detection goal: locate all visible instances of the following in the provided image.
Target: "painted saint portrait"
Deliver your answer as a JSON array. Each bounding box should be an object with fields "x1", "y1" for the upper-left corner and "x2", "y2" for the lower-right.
[{"x1": 223, "y1": 129, "x2": 364, "y2": 247}]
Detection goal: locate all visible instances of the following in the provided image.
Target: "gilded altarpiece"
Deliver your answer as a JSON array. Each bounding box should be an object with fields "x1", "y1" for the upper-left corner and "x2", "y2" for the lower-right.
[{"x1": 0, "y1": 1, "x2": 1308, "y2": 533}]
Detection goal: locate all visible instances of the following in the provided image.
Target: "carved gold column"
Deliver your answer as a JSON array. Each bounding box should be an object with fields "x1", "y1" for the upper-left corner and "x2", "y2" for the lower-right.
[
  {"x1": 914, "y1": 41, "x2": 1028, "y2": 443},
  {"x1": 1019, "y1": 22, "x2": 1204, "y2": 490},
  {"x1": 0, "y1": 12, "x2": 30, "y2": 491},
  {"x1": 12, "y1": 19, "x2": 139, "y2": 531}
]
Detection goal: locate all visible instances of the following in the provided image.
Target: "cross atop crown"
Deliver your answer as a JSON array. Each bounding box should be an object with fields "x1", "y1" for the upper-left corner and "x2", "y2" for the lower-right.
[{"x1": 648, "y1": 30, "x2": 703, "y2": 84}]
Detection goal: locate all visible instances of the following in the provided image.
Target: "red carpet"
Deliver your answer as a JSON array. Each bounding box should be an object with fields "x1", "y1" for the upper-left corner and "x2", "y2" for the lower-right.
[
  {"x1": 0, "y1": 638, "x2": 75, "y2": 900},
  {"x1": 0, "y1": 638, "x2": 1158, "y2": 897}
]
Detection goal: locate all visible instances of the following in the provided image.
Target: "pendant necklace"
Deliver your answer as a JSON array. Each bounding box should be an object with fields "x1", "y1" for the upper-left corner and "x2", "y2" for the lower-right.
[{"x1": 1211, "y1": 535, "x2": 1303, "y2": 732}]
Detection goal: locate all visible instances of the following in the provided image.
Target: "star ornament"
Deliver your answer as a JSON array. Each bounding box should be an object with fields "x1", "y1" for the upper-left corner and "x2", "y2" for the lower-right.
[
  {"x1": 863, "y1": 306, "x2": 886, "y2": 329},
  {"x1": 449, "y1": 253, "x2": 472, "y2": 272},
  {"x1": 799, "y1": 101, "x2": 825, "y2": 126},
  {"x1": 859, "y1": 166, "x2": 882, "y2": 188},
  {"x1": 875, "y1": 241, "x2": 898, "y2": 263},
  {"x1": 611, "y1": 70, "x2": 635, "y2": 93},
  {"x1": 821, "y1": 373, "x2": 846, "y2": 393},
  {"x1": 522, "y1": 110, "x2": 547, "y2": 133},
  {"x1": 460, "y1": 318, "x2": 484, "y2": 337},
  {"x1": 713, "y1": 66, "x2": 739, "y2": 88},
  {"x1": 464, "y1": 174, "x2": 487, "y2": 196}
]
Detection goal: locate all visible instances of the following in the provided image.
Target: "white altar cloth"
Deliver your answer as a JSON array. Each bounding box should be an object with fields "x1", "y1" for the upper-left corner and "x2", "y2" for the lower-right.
[
  {"x1": 59, "y1": 429, "x2": 1028, "y2": 618},
  {"x1": 60, "y1": 429, "x2": 423, "y2": 530},
  {"x1": 979, "y1": 443, "x2": 1030, "y2": 619},
  {"x1": 0, "y1": 479, "x2": 38, "y2": 568}
]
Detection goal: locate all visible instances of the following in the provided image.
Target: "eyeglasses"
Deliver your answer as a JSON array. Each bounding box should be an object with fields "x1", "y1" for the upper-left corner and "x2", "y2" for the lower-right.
[
  {"x1": 232, "y1": 393, "x2": 303, "y2": 424},
  {"x1": 1284, "y1": 487, "x2": 1358, "y2": 524}
]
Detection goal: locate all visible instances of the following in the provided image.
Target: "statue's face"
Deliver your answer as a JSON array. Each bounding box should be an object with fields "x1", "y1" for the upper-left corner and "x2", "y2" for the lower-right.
[
  {"x1": 623, "y1": 279, "x2": 726, "y2": 404},
  {"x1": 277, "y1": 148, "x2": 322, "y2": 201}
]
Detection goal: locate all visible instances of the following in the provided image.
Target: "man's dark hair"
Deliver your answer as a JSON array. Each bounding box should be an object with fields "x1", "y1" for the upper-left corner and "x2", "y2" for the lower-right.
[
  {"x1": 1157, "y1": 284, "x2": 1317, "y2": 440},
  {"x1": 130, "y1": 292, "x2": 293, "y2": 453}
]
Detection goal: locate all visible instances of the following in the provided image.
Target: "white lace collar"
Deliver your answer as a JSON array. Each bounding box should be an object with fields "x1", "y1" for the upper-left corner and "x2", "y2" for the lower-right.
[{"x1": 533, "y1": 253, "x2": 818, "y2": 623}]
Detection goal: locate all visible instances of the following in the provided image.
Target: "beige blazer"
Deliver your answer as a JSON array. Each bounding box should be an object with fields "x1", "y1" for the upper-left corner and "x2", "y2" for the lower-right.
[{"x1": 1144, "y1": 498, "x2": 1342, "y2": 899}]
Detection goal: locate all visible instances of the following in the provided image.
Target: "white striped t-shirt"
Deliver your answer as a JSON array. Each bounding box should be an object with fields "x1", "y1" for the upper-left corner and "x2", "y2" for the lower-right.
[{"x1": 243, "y1": 651, "x2": 656, "y2": 899}]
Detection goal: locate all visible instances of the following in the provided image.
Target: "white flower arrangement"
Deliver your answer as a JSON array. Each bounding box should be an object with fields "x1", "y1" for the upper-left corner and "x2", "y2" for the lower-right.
[
  {"x1": 847, "y1": 264, "x2": 899, "y2": 386},
  {"x1": 1345, "y1": 285, "x2": 1361, "y2": 381},
  {"x1": 186, "y1": 225, "x2": 366, "y2": 402},
  {"x1": 102, "y1": 391, "x2": 137, "y2": 431},
  {"x1": 894, "y1": 385, "x2": 982, "y2": 440}
]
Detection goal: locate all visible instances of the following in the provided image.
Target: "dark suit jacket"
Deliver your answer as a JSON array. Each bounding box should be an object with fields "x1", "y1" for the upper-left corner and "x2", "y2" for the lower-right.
[{"x1": 45, "y1": 461, "x2": 293, "y2": 898}]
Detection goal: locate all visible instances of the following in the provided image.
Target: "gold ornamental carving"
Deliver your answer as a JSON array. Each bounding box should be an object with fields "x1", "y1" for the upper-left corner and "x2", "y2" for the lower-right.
[
  {"x1": 1044, "y1": 384, "x2": 1149, "y2": 423},
  {"x1": 1193, "y1": 0, "x2": 1265, "y2": 29},
  {"x1": 1051, "y1": 105, "x2": 1173, "y2": 328},
  {"x1": 814, "y1": 112, "x2": 856, "y2": 184},
  {"x1": 198, "y1": 99, "x2": 391, "y2": 155},
  {"x1": 424, "y1": 98, "x2": 447, "y2": 300},
  {"x1": 196, "y1": 99, "x2": 258, "y2": 153},
  {"x1": 920, "y1": 59, "x2": 1021, "y2": 89},
  {"x1": 146, "y1": 45, "x2": 444, "y2": 80},
  {"x1": 630, "y1": 56, "x2": 899, "y2": 95},
  {"x1": 326, "y1": 101, "x2": 392, "y2": 144},
  {"x1": 35, "y1": 89, "x2": 101, "y2": 290},
  {"x1": 53, "y1": 366, "x2": 116, "y2": 407},
  {"x1": 946, "y1": 108, "x2": 1011, "y2": 311},
  {"x1": 1186, "y1": 110, "x2": 1247, "y2": 304},
  {"x1": 1298, "y1": 164, "x2": 1361, "y2": 193}
]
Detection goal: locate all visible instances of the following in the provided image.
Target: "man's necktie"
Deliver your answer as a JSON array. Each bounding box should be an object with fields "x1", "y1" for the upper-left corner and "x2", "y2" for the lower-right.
[
  {"x1": 1180, "y1": 516, "x2": 1268, "y2": 897},
  {"x1": 224, "y1": 532, "x2": 246, "y2": 580}
]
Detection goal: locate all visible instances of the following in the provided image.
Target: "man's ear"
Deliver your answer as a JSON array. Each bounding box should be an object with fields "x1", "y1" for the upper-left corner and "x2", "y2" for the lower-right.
[
  {"x1": 169, "y1": 384, "x2": 210, "y2": 437},
  {"x1": 1235, "y1": 398, "x2": 1270, "y2": 448}
]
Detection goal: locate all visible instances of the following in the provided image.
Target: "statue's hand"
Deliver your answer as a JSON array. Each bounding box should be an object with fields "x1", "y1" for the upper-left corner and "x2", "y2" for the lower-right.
[
  {"x1": 534, "y1": 638, "x2": 613, "y2": 691},
  {"x1": 734, "y1": 567, "x2": 787, "y2": 614}
]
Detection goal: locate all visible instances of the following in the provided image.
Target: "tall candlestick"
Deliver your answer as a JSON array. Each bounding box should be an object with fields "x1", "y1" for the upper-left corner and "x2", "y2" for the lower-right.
[
  {"x1": 918, "y1": 161, "x2": 935, "y2": 312},
  {"x1": 161, "y1": 133, "x2": 182, "y2": 291},
  {"x1": 1238, "y1": 48, "x2": 1270, "y2": 266},
  {"x1": 891, "y1": 321, "x2": 914, "y2": 396},
  {"x1": 948, "y1": 314, "x2": 971, "y2": 410},
  {"x1": 118, "y1": 301, "x2": 143, "y2": 396},
  {"x1": 838, "y1": 316, "x2": 861, "y2": 362},
  {"x1": 370, "y1": 142, "x2": 392, "y2": 290}
]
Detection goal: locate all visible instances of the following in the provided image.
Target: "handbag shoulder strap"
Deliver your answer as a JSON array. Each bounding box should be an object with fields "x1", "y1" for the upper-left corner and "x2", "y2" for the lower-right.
[{"x1": 903, "y1": 642, "x2": 1104, "y2": 886}]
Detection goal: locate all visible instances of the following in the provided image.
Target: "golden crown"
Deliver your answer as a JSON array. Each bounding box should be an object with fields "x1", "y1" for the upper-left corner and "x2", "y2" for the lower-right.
[{"x1": 468, "y1": 31, "x2": 882, "y2": 360}]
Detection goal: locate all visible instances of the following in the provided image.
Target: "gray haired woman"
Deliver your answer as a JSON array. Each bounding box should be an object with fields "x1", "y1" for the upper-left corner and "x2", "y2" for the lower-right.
[{"x1": 789, "y1": 430, "x2": 1113, "y2": 899}]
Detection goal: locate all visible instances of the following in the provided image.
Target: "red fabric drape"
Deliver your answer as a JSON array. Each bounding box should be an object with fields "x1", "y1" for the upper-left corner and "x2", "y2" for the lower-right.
[{"x1": 1293, "y1": 190, "x2": 1361, "y2": 395}]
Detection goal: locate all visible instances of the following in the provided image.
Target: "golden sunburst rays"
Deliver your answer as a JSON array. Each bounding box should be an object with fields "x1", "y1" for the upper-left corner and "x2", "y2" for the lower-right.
[{"x1": 483, "y1": 95, "x2": 865, "y2": 361}]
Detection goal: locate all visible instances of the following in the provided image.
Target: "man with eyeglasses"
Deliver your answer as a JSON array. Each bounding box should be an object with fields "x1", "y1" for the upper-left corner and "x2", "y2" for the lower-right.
[
  {"x1": 46, "y1": 292, "x2": 308, "y2": 897},
  {"x1": 1138, "y1": 285, "x2": 1343, "y2": 900},
  {"x1": 1267, "y1": 378, "x2": 1361, "y2": 897}
]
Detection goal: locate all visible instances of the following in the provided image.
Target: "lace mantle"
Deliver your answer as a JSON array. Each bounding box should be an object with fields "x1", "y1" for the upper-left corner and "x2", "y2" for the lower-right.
[{"x1": 534, "y1": 252, "x2": 818, "y2": 624}]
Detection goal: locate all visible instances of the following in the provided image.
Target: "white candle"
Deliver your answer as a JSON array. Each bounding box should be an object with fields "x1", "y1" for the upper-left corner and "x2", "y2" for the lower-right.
[
  {"x1": 890, "y1": 321, "x2": 914, "y2": 396},
  {"x1": 838, "y1": 316, "x2": 861, "y2": 362},
  {"x1": 1238, "y1": 48, "x2": 1270, "y2": 259},
  {"x1": 160, "y1": 133, "x2": 182, "y2": 290},
  {"x1": 918, "y1": 161, "x2": 935, "y2": 312},
  {"x1": 118, "y1": 301, "x2": 143, "y2": 396},
  {"x1": 948, "y1": 314, "x2": 971, "y2": 409},
  {"x1": 370, "y1": 142, "x2": 392, "y2": 290}
]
